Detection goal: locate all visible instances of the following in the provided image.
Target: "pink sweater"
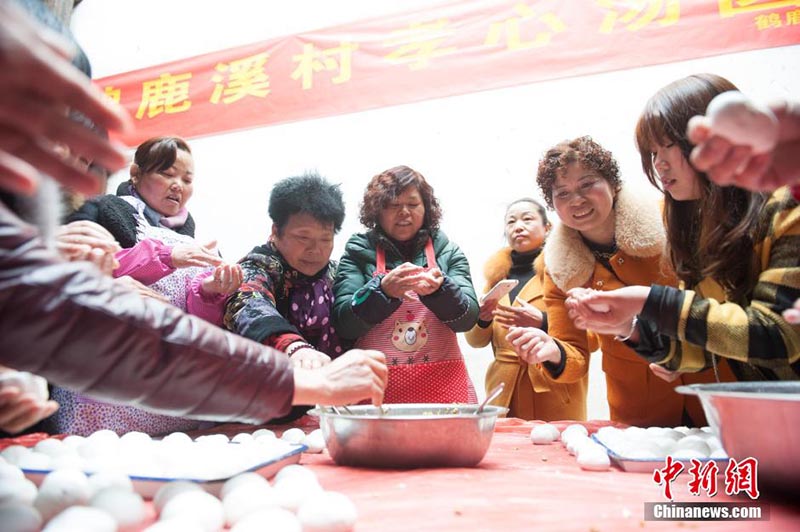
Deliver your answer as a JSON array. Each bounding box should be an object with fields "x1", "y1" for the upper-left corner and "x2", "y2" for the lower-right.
[{"x1": 114, "y1": 238, "x2": 225, "y2": 325}]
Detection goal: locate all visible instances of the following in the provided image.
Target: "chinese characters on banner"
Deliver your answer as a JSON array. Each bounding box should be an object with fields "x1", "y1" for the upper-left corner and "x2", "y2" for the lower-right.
[
  {"x1": 653, "y1": 456, "x2": 761, "y2": 500},
  {"x1": 98, "y1": 0, "x2": 800, "y2": 145}
]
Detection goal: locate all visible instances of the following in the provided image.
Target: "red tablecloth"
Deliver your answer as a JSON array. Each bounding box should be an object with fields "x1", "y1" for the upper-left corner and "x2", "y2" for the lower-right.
[
  {"x1": 6, "y1": 418, "x2": 798, "y2": 531},
  {"x1": 192, "y1": 418, "x2": 799, "y2": 531}
]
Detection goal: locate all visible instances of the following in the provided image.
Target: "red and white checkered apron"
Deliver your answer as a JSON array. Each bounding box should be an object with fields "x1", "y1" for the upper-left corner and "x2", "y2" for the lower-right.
[{"x1": 355, "y1": 239, "x2": 477, "y2": 404}]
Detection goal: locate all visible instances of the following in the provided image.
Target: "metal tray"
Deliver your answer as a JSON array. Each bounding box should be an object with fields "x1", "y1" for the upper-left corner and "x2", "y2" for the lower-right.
[
  {"x1": 591, "y1": 434, "x2": 728, "y2": 474},
  {"x1": 22, "y1": 442, "x2": 305, "y2": 499}
]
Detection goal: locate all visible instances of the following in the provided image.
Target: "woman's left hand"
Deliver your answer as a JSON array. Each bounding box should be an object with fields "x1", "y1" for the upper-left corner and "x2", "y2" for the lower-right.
[
  {"x1": 201, "y1": 263, "x2": 243, "y2": 296},
  {"x1": 565, "y1": 285, "x2": 650, "y2": 337},
  {"x1": 412, "y1": 268, "x2": 444, "y2": 296},
  {"x1": 493, "y1": 299, "x2": 543, "y2": 329},
  {"x1": 505, "y1": 326, "x2": 561, "y2": 365}
]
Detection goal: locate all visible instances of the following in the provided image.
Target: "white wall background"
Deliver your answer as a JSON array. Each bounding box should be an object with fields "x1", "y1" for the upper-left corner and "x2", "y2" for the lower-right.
[{"x1": 72, "y1": 0, "x2": 800, "y2": 419}]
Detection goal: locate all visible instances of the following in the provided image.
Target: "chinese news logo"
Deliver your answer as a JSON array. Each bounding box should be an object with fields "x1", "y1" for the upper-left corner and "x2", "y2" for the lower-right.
[{"x1": 645, "y1": 456, "x2": 769, "y2": 521}]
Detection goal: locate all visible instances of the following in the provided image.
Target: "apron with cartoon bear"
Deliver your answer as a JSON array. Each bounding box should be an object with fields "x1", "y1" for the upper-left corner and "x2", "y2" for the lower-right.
[{"x1": 355, "y1": 239, "x2": 477, "y2": 404}]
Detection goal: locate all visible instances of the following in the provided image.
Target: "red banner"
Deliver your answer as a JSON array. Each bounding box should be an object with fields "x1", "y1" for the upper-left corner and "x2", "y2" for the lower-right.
[{"x1": 98, "y1": 0, "x2": 800, "y2": 146}]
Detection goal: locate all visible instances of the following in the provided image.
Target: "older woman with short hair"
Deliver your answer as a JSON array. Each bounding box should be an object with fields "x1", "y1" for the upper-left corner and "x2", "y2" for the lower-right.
[
  {"x1": 225, "y1": 173, "x2": 346, "y2": 368},
  {"x1": 333, "y1": 165, "x2": 479, "y2": 404}
]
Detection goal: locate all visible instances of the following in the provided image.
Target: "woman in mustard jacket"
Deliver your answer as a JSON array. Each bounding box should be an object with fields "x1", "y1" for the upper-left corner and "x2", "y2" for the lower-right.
[
  {"x1": 507, "y1": 137, "x2": 731, "y2": 427},
  {"x1": 466, "y1": 198, "x2": 587, "y2": 420}
]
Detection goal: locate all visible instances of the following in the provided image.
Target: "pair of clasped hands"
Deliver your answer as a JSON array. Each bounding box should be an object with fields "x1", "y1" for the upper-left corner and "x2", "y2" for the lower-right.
[
  {"x1": 380, "y1": 262, "x2": 444, "y2": 301},
  {"x1": 564, "y1": 286, "x2": 680, "y2": 383}
]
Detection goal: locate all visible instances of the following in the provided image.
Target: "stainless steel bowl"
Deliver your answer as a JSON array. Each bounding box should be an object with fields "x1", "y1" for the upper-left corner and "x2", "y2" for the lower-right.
[
  {"x1": 308, "y1": 404, "x2": 508, "y2": 468},
  {"x1": 676, "y1": 382, "x2": 800, "y2": 494}
]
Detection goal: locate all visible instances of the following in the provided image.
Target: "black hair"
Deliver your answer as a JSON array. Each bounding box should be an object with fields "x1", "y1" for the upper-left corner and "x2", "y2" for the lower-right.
[
  {"x1": 269, "y1": 172, "x2": 346, "y2": 233},
  {"x1": 507, "y1": 197, "x2": 548, "y2": 226}
]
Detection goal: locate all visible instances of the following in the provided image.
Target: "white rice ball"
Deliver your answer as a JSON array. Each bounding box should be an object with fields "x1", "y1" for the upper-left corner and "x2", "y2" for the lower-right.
[
  {"x1": 220, "y1": 472, "x2": 270, "y2": 500},
  {"x1": 230, "y1": 507, "x2": 301, "y2": 532},
  {"x1": 223, "y1": 483, "x2": 278, "y2": 527},
  {"x1": 251, "y1": 429, "x2": 276, "y2": 440},
  {"x1": 18, "y1": 451, "x2": 52, "y2": 471},
  {"x1": 529, "y1": 424, "x2": 559, "y2": 445},
  {"x1": 0, "y1": 502, "x2": 43, "y2": 532},
  {"x1": 43, "y1": 506, "x2": 116, "y2": 532},
  {"x1": 161, "y1": 432, "x2": 193, "y2": 446},
  {"x1": 280, "y1": 428, "x2": 306, "y2": 444},
  {"x1": 34, "y1": 469, "x2": 91, "y2": 522},
  {"x1": 675, "y1": 435, "x2": 710, "y2": 457},
  {"x1": 34, "y1": 439, "x2": 71, "y2": 459},
  {"x1": 560, "y1": 424, "x2": 589, "y2": 447},
  {"x1": 0, "y1": 476, "x2": 38, "y2": 505},
  {"x1": 0, "y1": 461, "x2": 24, "y2": 480},
  {"x1": 231, "y1": 433, "x2": 254, "y2": 444},
  {"x1": 297, "y1": 491, "x2": 358, "y2": 532},
  {"x1": 90, "y1": 487, "x2": 147, "y2": 531},
  {"x1": 273, "y1": 475, "x2": 323, "y2": 512},
  {"x1": 143, "y1": 518, "x2": 205, "y2": 531},
  {"x1": 273, "y1": 464, "x2": 318, "y2": 485},
  {"x1": 61, "y1": 435, "x2": 86, "y2": 450},
  {"x1": 160, "y1": 490, "x2": 224, "y2": 532},
  {"x1": 576, "y1": 444, "x2": 611, "y2": 471},
  {"x1": 88, "y1": 471, "x2": 134, "y2": 496},
  {"x1": 153, "y1": 480, "x2": 203, "y2": 515},
  {"x1": 303, "y1": 429, "x2": 326, "y2": 453},
  {"x1": 1, "y1": 445, "x2": 31, "y2": 466}
]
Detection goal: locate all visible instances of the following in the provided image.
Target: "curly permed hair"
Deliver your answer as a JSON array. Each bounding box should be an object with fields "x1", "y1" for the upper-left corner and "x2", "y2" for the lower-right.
[
  {"x1": 535, "y1": 136, "x2": 621, "y2": 209},
  {"x1": 359, "y1": 165, "x2": 442, "y2": 232},
  {"x1": 269, "y1": 171, "x2": 345, "y2": 233}
]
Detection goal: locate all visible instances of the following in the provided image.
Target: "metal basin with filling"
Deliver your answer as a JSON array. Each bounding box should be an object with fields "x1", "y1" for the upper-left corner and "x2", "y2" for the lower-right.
[{"x1": 308, "y1": 403, "x2": 508, "y2": 468}]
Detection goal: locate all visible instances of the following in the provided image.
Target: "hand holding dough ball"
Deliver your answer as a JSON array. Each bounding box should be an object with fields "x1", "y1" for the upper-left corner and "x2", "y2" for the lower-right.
[{"x1": 706, "y1": 91, "x2": 779, "y2": 154}]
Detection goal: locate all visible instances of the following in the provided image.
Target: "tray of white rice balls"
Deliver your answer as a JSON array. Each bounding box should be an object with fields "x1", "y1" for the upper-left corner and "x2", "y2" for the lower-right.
[
  {"x1": 528, "y1": 422, "x2": 728, "y2": 473},
  {"x1": 0, "y1": 427, "x2": 360, "y2": 531},
  {"x1": 0, "y1": 427, "x2": 329, "y2": 498},
  {"x1": 591, "y1": 425, "x2": 728, "y2": 473}
]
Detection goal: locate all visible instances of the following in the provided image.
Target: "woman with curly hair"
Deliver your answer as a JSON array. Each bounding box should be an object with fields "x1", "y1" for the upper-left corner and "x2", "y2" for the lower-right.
[
  {"x1": 565, "y1": 74, "x2": 800, "y2": 382},
  {"x1": 509, "y1": 136, "x2": 725, "y2": 427},
  {"x1": 333, "y1": 165, "x2": 479, "y2": 403}
]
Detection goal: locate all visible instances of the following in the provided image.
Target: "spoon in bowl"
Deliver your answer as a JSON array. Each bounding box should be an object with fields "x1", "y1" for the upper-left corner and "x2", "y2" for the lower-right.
[{"x1": 476, "y1": 382, "x2": 505, "y2": 414}]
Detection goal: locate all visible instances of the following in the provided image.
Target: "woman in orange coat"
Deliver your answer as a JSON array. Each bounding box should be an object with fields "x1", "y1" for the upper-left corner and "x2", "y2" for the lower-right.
[
  {"x1": 507, "y1": 137, "x2": 731, "y2": 427},
  {"x1": 466, "y1": 198, "x2": 587, "y2": 420}
]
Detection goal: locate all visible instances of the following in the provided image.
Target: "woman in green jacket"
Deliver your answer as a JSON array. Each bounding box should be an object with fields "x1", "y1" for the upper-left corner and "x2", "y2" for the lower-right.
[{"x1": 333, "y1": 165, "x2": 479, "y2": 403}]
